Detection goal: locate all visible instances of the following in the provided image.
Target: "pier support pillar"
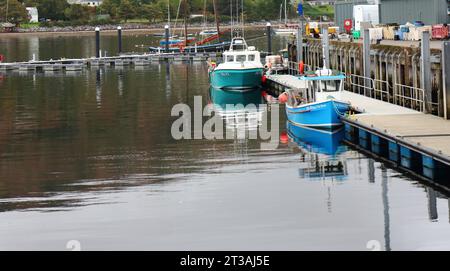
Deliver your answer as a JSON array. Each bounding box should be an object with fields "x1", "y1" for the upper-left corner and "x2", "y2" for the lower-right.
[
  {"x1": 427, "y1": 187, "x2": 438, "y2": 221},
  {"x1": 117, "y1": 26, "x2": 122, "y2": 55},
  {"x1": 421, "y1": 31, "x2": 432, "y2": 114},
  {"x1": 363, "y1": 29, "x2": 371, "y2": 96},
  {"x1": 443, "y1": 42, "x2": 450, "y2": 119},
  {"x1": 266, "y1": 23, "x2": 272, "y2": 55},
  {"x1": 164, "y1": 25, "x2": 170, "y2": 53},
  {"x1": 322, "y1": 28, "x2": 330, "y2": 68},
  {"x1": 297, "y1": 21, "x2": 303, "y2": 63},
  {"x1": 95, "y1": 27, "x2": 100, "y2": 58}
]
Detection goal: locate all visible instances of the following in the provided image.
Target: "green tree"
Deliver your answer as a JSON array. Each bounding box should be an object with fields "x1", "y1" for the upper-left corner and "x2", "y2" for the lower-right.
[
  {"x1": 0, "y1": 0, "x2": 28, "y2": 24},
  {"x1": 118, "y1": 0, "x2": 136, "y2": 22},
  {"x1": 64, "y1": 4, "x2": 92, "y2": 22},
  {"x1": 37, "y1": 0, "x2": 69, "y2": 21},
  {"x1": 140, "y1": 3, "x2": 163, "y2": 22}
]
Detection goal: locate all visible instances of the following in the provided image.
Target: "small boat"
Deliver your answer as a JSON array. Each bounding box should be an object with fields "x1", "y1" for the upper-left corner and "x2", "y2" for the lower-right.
[
  {"x1": 200, "y1": 29, "x2": 218, "y2": 36},
  {"x1": 209, "y1": 37, "x2": 264, "y2": 89},
  {"x1": 149, "y1": 41, "x2": 231, "y2": 53},
  {"x1": 285, "y1": 69, "x2": 350, "y2": 130}
]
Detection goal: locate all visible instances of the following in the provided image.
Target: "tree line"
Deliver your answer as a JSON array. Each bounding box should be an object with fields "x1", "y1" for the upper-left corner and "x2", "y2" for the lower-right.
[{"x1": 0, "y1": 0, "x2": 325, "y2": 26}]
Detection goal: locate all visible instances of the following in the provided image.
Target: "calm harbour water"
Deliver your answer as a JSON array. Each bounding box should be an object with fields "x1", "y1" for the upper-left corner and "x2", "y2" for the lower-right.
[{"x1": 0, "y1": 32, "x2": 449, "y2": 251}]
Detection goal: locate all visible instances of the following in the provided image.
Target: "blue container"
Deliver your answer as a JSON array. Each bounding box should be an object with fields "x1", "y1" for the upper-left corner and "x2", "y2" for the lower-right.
[
  {"x1": 358, "y1": 129, "x2": 370, "y2": 150},
  {"x1": 388, "y1": 141, "x2": 399, "y2": 162},
  {"x1": 400, "y1": 146, "x2": 421, "y2": 170},
  {"x1": 422, "y1": 155, "x2": 435, "y2": 179}
]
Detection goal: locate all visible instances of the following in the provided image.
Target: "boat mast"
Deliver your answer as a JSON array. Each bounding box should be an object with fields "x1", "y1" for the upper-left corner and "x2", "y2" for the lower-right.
[
  {"x1": 5, "y1": 0, "x2": 9, "y2": 23},
  {"x1": 184, "y1": 0, "x2": 188, "y2": 46},
  {"x1": 167, "y1": 0, "x2": 170, "y2": 35},
  {"x1": 230, "y1": 0, "x2": 233, "y2": 38},
  {"x1": 212, "y1": 0, "x2": 220, "y2": 42},
  {"x1": 279, "y1": 3, "x2": 282, "y2": 23},
  {"x1": 284, "y1": 0, "x2": 287, "y2": 25},
  {"x1": 241, "y1": 0, "x2": 244, "y2": 37}
]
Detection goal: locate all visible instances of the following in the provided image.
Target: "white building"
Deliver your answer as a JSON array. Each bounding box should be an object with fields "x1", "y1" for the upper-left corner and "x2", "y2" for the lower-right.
[
  {"x1": 67, "y1": 0, "x2": 103, "y2": 7},
  {"x1": 26, "y1": 7, "x2": 39, "y2": 23}
]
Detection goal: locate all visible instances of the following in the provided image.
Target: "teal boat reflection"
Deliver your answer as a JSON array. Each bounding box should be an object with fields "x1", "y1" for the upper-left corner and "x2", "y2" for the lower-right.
[{"x1": 209, "y1": 86, "x2": 263, "y2": 108}]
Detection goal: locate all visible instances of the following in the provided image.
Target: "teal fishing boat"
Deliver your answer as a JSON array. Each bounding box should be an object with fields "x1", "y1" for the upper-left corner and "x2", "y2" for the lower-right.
[{"x1": 209, "y1": 37, "x2": 264, "y2": 90}]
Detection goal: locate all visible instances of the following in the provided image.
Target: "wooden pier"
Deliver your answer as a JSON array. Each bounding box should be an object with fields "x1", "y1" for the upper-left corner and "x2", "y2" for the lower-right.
[{"x1": 0, "y1": 52, "x2": 215, "y2": 73}]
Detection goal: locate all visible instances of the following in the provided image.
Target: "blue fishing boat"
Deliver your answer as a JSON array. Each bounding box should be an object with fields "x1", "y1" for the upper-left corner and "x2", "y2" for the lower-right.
[
  {"x1": 209, "y1": 37, "x2": 264, "y2": 90},
  {"x1": 285, "y1": 69, "x2": 350, "y2": 130}
]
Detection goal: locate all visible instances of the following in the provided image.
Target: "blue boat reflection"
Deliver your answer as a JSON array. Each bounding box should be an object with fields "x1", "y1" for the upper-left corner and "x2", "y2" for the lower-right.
[
  {"x1": 287, "y1": 121, "x2": 348, "y2": 180},
  {"x1": 287, "y1": 121, "x2": 346, "y2": 156}
]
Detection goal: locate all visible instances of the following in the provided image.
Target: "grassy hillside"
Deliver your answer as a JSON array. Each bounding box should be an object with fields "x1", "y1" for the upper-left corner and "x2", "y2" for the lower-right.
[{"x1": 303, "y1": 3, "x2": 334, "y2": 19}]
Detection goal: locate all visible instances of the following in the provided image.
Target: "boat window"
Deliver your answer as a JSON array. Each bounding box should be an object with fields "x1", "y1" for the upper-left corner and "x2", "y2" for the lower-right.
[
  {"x1": 226, "y1": 55, "x2": 234, "y2": 62},
  {"x1": 236, "y1": 55, "x2": 246, "y2": 62},
  {"x1": 248, "y1": 54, "x2": 255, "y2": 61},
  {"x1": 318, "y1": 80, "x2": 340, "y2": 92}
]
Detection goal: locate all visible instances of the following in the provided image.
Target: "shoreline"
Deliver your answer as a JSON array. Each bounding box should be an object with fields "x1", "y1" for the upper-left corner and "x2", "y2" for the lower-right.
[{"x1": 0, "y1": 24, "x2": 271, "y2": 38}]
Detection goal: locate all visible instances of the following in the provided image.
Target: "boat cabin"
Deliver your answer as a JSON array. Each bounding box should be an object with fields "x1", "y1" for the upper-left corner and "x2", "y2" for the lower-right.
[
  {"x1": 222, "y1": 38, "x2": 261, "y2": 63},
  {"x1": 288, "y1": 71, "x2": 346, "y2": 107}
]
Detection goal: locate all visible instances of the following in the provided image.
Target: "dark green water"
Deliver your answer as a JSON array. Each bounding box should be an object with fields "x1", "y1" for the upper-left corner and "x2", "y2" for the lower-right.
[{"x1": 0, "y1": 32, "x2": 449, "y2": 250}]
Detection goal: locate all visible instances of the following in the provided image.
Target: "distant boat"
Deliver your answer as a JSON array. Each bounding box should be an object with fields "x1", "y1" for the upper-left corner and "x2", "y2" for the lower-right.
[
  {"x1": 148, "y1": 41, "x2": 231, "y2": 53},
  {"x1": 285, "y1": 69, "x2": 350, "y2": 130},
  {"x1": 200, "y1": 29, "x2": 218, "y2": 36},
  {"x1": 209, "y1": 37, "x2": 264, "y2": 89}
]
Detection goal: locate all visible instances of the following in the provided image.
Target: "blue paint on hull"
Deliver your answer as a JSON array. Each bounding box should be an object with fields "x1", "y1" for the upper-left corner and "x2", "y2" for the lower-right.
[
  {"x1": 210, "y1": 68, "x2": 263, "y2": 89},
  {"x1": 286, "y1": 100, "x2": 349, "y2": 129}
]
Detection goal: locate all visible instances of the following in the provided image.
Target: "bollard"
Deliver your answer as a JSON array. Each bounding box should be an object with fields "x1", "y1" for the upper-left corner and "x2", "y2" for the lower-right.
[
  {"x1": 164, "y1": 25, "x2": 170, "y2": 53},
  {"x1": 95, "y1": 27, "x2": 100, "y2": 58},
  {"x1": 266, "y1": 22, "x2": 272, "y2": 56},
  {"x1": 117, "y1": 26, "x2": 122, "y2": 55}
]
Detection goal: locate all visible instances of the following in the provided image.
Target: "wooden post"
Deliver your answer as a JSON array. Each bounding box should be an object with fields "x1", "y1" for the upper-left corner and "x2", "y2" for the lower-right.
[
  {"x1": 117, "y1": 26, "x2": 122, "y2": 54},
  {"x1": 95, "y1": 27, "x2": 100, "y2": 58},
  {"x1": 164, "y1": 25, "x2": 170, "y2": 53},
  {"x1": 322, "y1": 28, "x2": 330, "y2": 68},
  {"x1": 266, "y1": 22, "x2": 272, "y2": 55}
]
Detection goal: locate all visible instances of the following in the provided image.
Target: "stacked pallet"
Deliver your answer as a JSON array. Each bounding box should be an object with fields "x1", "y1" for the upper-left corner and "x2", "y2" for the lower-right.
[
  {"x1": 382, "y1": 26, "x2": 397, "y2": 40},
  {"x1": 403, "y1": 25, "x2": 432, "y2": 41}
]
